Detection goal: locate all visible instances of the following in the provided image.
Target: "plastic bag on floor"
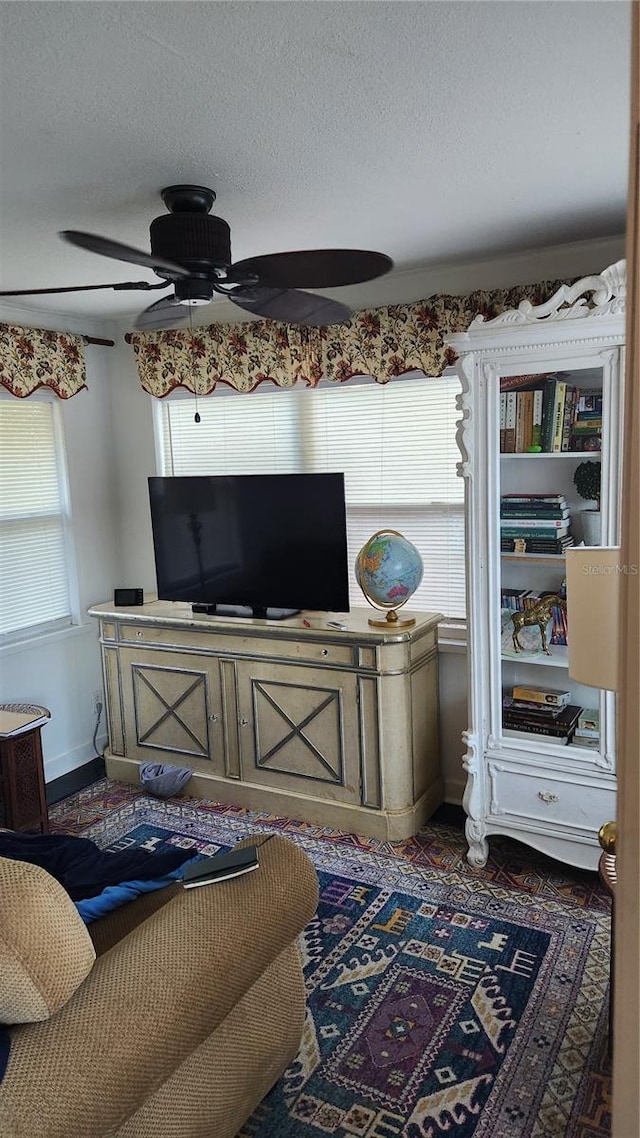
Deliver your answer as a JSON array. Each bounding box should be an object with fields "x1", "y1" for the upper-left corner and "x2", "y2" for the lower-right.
[{"x1": 139, "y1": 762, "x2": 192, "y2": 799}]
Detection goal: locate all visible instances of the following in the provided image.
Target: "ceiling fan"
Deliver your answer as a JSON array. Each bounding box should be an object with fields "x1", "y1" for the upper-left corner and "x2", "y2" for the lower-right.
[{"x1": 0, "y1": 185, "x2": 393, "y2": 329}]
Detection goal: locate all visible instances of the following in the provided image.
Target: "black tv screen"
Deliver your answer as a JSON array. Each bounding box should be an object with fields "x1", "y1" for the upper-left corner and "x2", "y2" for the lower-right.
[{"x1": 148, "y1": 473, "x2": 350, "y2": 618}]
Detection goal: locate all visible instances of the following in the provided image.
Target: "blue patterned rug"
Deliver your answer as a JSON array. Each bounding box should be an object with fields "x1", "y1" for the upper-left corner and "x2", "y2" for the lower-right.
[{"x1": 84, "y1": 796, "x2": 611, "y2": 1138}]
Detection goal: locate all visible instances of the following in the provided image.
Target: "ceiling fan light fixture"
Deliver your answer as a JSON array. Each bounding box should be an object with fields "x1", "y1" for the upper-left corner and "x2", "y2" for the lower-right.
[{"x1": 174, "y1": 278, "x2": 214, "y2": 306}]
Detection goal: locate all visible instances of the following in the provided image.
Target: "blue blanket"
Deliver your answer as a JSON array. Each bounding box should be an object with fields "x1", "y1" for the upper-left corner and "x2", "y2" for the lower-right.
[{"x1": 0, "y1": 831, "x2": 193, "y2": 900}]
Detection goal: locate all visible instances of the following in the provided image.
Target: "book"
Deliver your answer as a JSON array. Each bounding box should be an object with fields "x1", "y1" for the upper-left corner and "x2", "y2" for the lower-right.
[
  {"x1": 503, "y1": 391, "x2": 517, "y2": 452},
  {"x1": 578, "y1": 708, "x2": 600, "y2": 732},
  {"x1": 500, "y1": 516, "x2": 569, "y2": 529},
  {"x1": 540, "y1": 377, "x2": 561, "y2": 451},
  {"x1": 500, "y1": 588, "x2": 532, "y2": 609},
  {"x1": 561, "y1": 386, "x2": 578, "y2": 451},
  {"x1": 502, "y1": 696, "x2": 563, "y2": 722},
  {"x1": 578, "y1": 390, "x2": 603, "y2": 414},
  {"x1": 573, "y1": 725, "x2": 600, "y2": 740},
  {"x1": 515, "y1": 391, "x2": 526, "y2": 453},
  {"x1": 500, "y1": 392, "x2": 507, "y2": 451},
  {"x1": 501, "y1": 500, "x2": 568, "y2": 510},
  {"x1": 572, "y1": 735, "x2": 600, "y2": 749},
  {"x1": 551, "y1": 380, "x2": 568, "y2": 452},
  {"x1": 182, "y1": 845, "x2": 259, "y2": 888},
  {"x1": 501, "y1": 529, "x2": 571, "y2": 543},
  {"x1": 512, "y1": 685, "x2": 572, "y2": 707},
  {"x1": 501, "y1": 539, "x2": 574, "y2": 554},
  {"x1": 521, "y1": 389, "x2": 534, "y2": 451},
  {"x1": 569, "y1": 435, "x2": 601, "y2": 452},
  {"x1": 501, "y1": 493, "x2": 567, "y2": 502},
  {"x1": 500, "y1": 507, "x2": 570, "y2": 519},
  {"x1": 532, "y1": 389, "x2": 544, "y2": 449},
  {"x1": 503, "y1": 704, "x2": 582, "y2": 741},
  {"x1": 501, "y1": 530, "x2": 574, "y2": 543},
  {"x1": 499, "y1": 372, "x2": 561, "y2": 392}
]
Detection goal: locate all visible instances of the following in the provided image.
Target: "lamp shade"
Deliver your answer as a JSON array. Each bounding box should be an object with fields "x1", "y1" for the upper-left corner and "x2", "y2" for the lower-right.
[{"x1": 566, "y1": 546, "x2": 621, "y2": 691}]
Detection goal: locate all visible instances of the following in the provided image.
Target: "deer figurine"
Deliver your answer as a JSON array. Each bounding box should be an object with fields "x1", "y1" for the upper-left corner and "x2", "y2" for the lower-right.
[{"x1": 511, "y1": 594, "x2": 567, "y2": 655}]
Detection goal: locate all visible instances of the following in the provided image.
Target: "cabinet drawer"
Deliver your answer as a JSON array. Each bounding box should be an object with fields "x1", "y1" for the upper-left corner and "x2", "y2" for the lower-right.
[
  {"x1": 118, "y1": 622, "x2": 356, "y2": 667},
  {"x1": 487, "y1": 763, "x2": 615, "y2": 834},
  {"x1": 119, "y1": 624, "x2": 231, "y2": 655}
]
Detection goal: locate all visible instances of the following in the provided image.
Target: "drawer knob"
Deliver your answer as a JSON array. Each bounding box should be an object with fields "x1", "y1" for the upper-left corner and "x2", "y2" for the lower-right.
[
  {"x1": 136, "y1": 631, "x2": 143, "y2": 638},
  {"x1": 208, "y1": 713, "x2": 218, "y2": 723},
  {"x1": 321, "y1": 648, "x2": 329, "y2": 657},
  {"x1": 538, "y1": 791, "x2": 558, "y2": 804}
]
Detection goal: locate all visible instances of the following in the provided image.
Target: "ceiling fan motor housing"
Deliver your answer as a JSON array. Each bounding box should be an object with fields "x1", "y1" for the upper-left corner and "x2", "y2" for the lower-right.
[{"x1": 149, "y1": 213, "x2": 232, "y2": 270}]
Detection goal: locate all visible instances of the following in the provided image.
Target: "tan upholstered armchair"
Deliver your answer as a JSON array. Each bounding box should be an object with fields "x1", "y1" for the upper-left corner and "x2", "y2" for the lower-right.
[{"x1": 0, "y1": 834, "x2": 318, "y2": 1138}]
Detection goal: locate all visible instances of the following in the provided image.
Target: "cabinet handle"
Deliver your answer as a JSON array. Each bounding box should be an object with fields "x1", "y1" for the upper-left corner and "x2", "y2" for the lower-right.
[
  {"x1": 538, "y1": 791, "x2": 558, "y2": 805},
  {"x1": 240, "y1": 717, "x2": 250, "y2": 726},
  {"x1": 208, "y1": 713, "x2": 218, "y2": 723}
]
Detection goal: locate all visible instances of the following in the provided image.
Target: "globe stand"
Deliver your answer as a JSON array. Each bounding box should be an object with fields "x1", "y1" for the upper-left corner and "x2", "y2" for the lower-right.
[{"x1": 366, "y1": 608, "x2": 416, "y2": 629}]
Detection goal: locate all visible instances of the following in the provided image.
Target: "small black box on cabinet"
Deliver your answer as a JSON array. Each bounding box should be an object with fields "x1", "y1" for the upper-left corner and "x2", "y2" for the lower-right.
[{"x1": 114, "y1": 588, "x2": 144, "y2": 607}]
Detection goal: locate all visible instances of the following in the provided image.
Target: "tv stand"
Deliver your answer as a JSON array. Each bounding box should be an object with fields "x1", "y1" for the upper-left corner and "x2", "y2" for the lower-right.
[
  {"x1": 192, "y1": 603, "x2": 300, "y2": 620},
  {"x1": 88, "y1": 600, "x2": 444, "y2": 841}
]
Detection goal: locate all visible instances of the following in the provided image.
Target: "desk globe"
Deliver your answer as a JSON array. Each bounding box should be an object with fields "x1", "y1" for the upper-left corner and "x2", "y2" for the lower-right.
[{"x1": 355, "y1": 529, "x2": 424, "y2": 627}]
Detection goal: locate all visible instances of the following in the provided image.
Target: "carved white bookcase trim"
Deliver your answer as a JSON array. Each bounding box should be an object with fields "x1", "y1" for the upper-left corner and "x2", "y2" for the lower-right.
[{"x1": 449, "y1": 262, "x2": 625, "y2": 871}]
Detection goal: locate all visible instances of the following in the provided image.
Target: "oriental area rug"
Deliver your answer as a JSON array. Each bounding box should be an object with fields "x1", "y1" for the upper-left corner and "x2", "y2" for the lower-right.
[{"x1": 51, "y1": 780, "x2": 612, "y2": 1138}]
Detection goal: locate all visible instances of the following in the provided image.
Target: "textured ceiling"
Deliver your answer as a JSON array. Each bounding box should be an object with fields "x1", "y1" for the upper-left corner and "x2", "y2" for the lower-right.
[{"x1": 0, "y1": 0, "x2": 630, "y2": 325}]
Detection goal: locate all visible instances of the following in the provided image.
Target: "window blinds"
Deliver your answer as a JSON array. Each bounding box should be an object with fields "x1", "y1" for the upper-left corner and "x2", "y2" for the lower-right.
[
  {"x1": 0, "y1": 401, "x2": 72, "y2": 637},
  {"x1": 158, "y1": 374, "x2": 465, "y2": 617}
]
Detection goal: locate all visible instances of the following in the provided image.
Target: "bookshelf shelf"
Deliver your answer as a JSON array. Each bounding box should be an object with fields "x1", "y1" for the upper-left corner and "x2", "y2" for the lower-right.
[
  {"x1": 501, "y1": 553, "x2": 566, "y2": 563},
  {"x1": 500, "y1": 451, "x2": 599, "y2": 460},
  {"x1": 501, "y1": 646, "x2": 568, "y2": 668},
  {"x1": 502, "y1": 728, "x2": 601, "y2": 754},
  {"x1": 449, "y1": 260, "x2": 624, "y2": 872}
]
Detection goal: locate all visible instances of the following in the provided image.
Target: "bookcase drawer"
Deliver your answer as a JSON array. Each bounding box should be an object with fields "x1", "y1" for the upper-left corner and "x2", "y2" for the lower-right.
[{"x1": 487, "y1": 763, "x2": 615, "y2": 834}]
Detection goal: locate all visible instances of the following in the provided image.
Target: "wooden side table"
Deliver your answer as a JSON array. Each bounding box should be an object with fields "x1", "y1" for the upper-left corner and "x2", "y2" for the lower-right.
[{"x1": 0, "y1": 703, "x2": 51, "y2": 833}]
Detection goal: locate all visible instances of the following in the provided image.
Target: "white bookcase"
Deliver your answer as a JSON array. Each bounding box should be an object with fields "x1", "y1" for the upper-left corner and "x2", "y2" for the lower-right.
[{"x1": 448, "y1": 262, "x2": 626, "y2": 870}]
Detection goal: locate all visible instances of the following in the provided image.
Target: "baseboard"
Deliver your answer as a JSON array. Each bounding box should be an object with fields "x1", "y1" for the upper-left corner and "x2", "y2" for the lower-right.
[
  {"x1": 44, "y1": 732, "x2": 109, "y2": 784},
  {"x1": 46, "y1": 756, "x2": 106, "y2": 805},
  {"x1": 106, "y1": 751, "x2": 444, "y2": 842}
]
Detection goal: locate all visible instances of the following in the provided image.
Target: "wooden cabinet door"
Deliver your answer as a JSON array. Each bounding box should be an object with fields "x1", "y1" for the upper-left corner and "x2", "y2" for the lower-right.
[
  {"x1": 235, "y1": 660, "x2": 363, "y2": 804},
  {"x1": 119, "y1": 647, "x2": 224, "y2": 771}
]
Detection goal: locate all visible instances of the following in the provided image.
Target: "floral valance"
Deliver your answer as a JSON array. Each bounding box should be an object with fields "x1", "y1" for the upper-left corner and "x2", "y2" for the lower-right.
[
  {"x1": 0, "y1": 323, "x2": 87, "y2": 398},
  {"x1": 125, "y1": 277, "x2": 565, "y2": 398}
]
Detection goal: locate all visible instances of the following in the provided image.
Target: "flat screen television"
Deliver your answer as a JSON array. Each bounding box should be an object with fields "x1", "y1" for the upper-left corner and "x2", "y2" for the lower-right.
[{"x1": 148, "y1": 473, "x2": 350, "y2": 619}]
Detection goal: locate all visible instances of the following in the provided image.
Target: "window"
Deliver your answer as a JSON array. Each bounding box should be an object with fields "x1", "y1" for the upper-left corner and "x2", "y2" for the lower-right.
[
  {"x1": 155, "y1": 373, "x2": 465, "y2": 617},
  {"x1": 0, "y1": 398, "x2": 76, "y2": 639}
]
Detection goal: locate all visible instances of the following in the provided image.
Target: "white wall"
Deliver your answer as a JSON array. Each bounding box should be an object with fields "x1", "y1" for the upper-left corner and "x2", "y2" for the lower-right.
[
  {"x1": 107, "y1": 336, "x2": 159, "y2": 591},
  {"x1": 0, "y1": 307, "x2": 120, "y2": 782},
  {"x1": 0, "y1": 235, "x2": 625, "y2": 793}
]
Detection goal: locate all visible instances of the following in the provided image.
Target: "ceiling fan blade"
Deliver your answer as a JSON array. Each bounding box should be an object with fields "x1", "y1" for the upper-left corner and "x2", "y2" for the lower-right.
[
  {"x1": 60, "y1": 230, "x2": 190, "y2": 281},
  {"x1": 134, "y1": 294, "x2": 192, "y2": 331},
  {"x1": 225, "y1": 284, "x2": 352, "y2": 326},
  {"x1": 229, "y1": 249, "x2": 393, "y2": 290},
  {"x1": 0, "y1": 280, "x2": 169, "y2": 298}
]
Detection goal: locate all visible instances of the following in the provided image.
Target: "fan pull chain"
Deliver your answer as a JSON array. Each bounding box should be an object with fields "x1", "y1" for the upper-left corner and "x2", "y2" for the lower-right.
[{"x1": 187, "y1": 291, "x2": 201, "y2": 423}]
